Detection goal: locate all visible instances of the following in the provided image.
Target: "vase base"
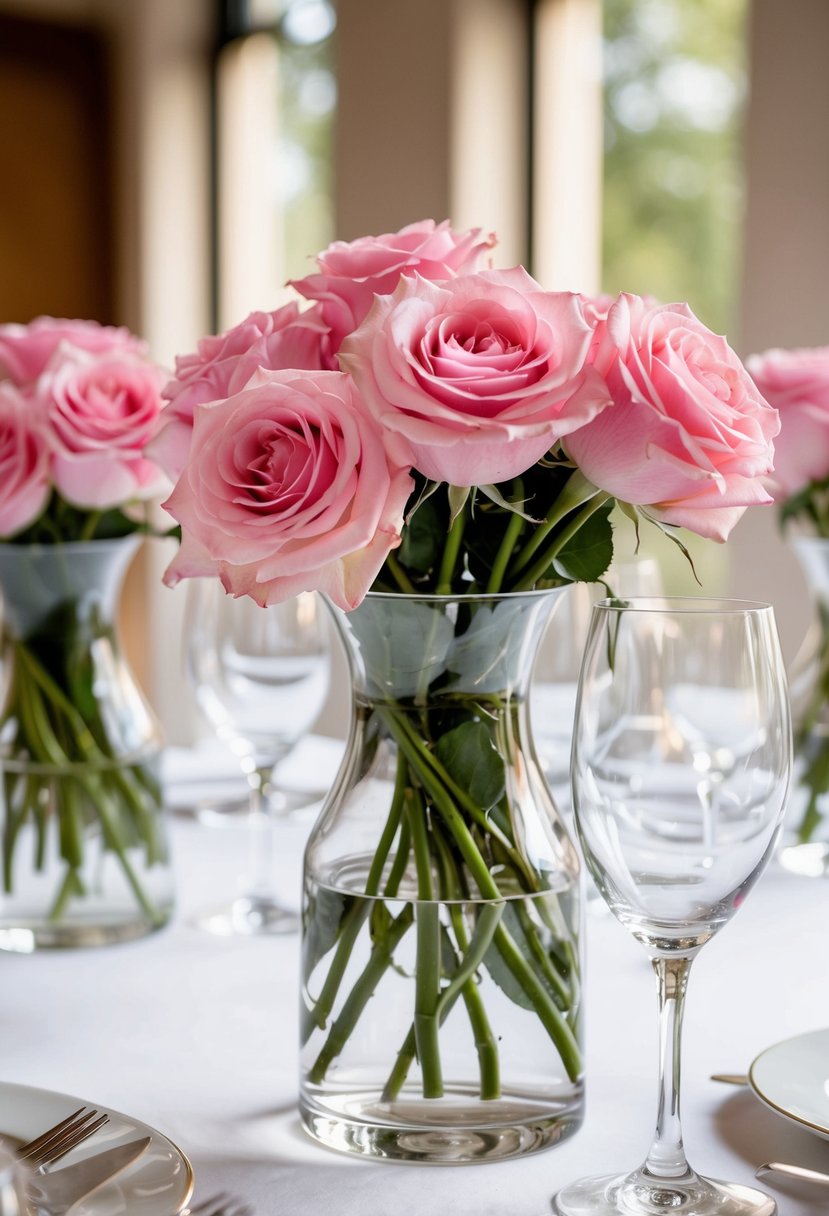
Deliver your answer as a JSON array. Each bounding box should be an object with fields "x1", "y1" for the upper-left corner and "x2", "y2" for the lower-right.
[
  {"x1": 0, "y1": 910, "x2": 172, "y2": 952},
  {"x1": 299, "y1": 1086, "x2": 583, "y2": 1164}
]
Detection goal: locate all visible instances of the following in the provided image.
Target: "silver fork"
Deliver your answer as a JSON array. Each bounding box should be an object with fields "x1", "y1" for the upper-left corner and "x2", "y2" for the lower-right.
[
  {"x1": 15, "y1": 1107, "x2": 110, "y2": 1170},
  {"x1": 186, "y1": 1193, "x2": 255, "y2": 1216}
]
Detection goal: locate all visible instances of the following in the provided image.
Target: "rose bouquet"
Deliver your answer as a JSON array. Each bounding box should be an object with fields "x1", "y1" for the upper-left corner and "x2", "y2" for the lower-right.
[
  {"x1": 748, "y1": 345, "x2": 829, "y2": 846},
  {"x1": 0, "y1": 317, "x2": 172, "y2": 938},
  {"x1": 158, "y1": 220, "x2": 779, "y2": 1152}
]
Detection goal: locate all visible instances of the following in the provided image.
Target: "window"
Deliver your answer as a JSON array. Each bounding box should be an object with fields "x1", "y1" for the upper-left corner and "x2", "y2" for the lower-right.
[
  {"x1": 215, "y1": 0, "x2": 336, "y2": 329},
  {"x1": 601, "y1": 0, "x2": 748, "y2": 335}
]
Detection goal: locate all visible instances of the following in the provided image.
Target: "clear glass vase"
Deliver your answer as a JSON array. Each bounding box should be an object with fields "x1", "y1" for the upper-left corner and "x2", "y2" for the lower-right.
[
  {"x1": 0, "y1": 538, "x2": 173, "y2": 949},
  {"x1": 778, "y1": 536, "x2": 829, "y2": 876},
  {"x1": 299, "y1": 590, "x2": 583, "y2": 1164}
]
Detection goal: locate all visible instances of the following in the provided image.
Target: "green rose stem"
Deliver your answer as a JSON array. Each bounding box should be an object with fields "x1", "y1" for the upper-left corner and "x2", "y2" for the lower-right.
[
  {"x1": 485, "y1": 480, "x2": 526, "y2": 594},
  {"x1": 307, "y1": 904, "x2": 415, "y2": 1085},
  {"x1": 381, "y1": 708, "x2": 582, "y2": 1078},
  {"x1": 435, "y1": 504, "x2": 467, "y2": 595},
  {"x1": 389, "y1": 708, "x2": 538, "y2": 891},
  {"x1": 306, "y1": 702, "x2": 582, "y2": 1092},
  {"x1": 495, "y1": 702, "x2": 576, "y2": 1007},
  {"x1": 511, "y1": 493, "x2": 612, "y2": 592},
  {"x1": 1, "y1": 640, "x2": 161, "y2": 924},
  {"x1": 408, "y1": 787, "x2": 443, "y2": 1098},
  {"x1": 78, "y1": 510, "x2": 103, "y2": 543},
  {"x1": 305, "y1": 717, "x2": 520, "y2": 1092},
  {"x1": 505, "y1": 470, "x2": 601, "y2": 582},
  {"x1": 383, "y1": 824, "x2": 504, "y2": 1102},
  {"x1": 434, "y1": 821, "x2": 501, "y2": 1099},
  {"x1": 379, "y1": 711, "x2": 504, "y2": 901},
  {"x1": 492, "y1": 920, "x2": 581, "y2": 1081},
  {"x1": 302, "y1": 751, "x2": 410, "y2": 1043},
  {"x1": 514, "y1": 899, "x2": 572, "y2": 1007},
  {"x1": 384, "y1": 550, "x2": 417, "y2": 594}
]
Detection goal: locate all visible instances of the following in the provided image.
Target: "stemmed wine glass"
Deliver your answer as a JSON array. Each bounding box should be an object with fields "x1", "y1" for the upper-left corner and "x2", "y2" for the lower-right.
[
  {"x1": 554, "y1": 597, "x2": 791, "y2": 1216},
  {"x1": 184, "y1": 581, "x2": 331, "y2": 936}
]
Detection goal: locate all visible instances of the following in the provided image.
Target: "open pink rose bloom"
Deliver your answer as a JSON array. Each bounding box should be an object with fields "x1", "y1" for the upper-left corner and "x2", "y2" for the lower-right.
[
  {"x1": 746, "y1": 344, "x2": 829, "y2": 499},
  {"x1": 564, "y1": 294, "x2": 780, "y2": 541},
  {"x1": 162, "y1": 369, "x2": 413, "y2": 611},
  {"x1": 0, "y1": 316, "x2": 169, "y2": 536},
  {"x1": 157, "y1": 219, "x2": 781, "y2": 609}
]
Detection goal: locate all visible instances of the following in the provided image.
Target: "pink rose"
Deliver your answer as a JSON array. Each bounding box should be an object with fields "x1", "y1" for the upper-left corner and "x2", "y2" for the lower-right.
[
  {"x1": 162, "y1": 369, "x2": 414, "y2": 611},
  {"x1": 564, "y1": 294, "x2": 780, "y2": 541},
  {"x1": 339, "y1": 267, "x2": 612, "y2": 487},
  {"x1": 39, "y1": 353, "x2": 166, "y2": 509},
  {"x1": 0, "y1": 317, "x2": 146, "y2": 387},
  {"x1": 582, "y1": 293, "x2": 618, "y2": 325},
  {"x1": 290, "y1": 219, "x2": 496, "y2": 360},
  {"x1": 746, "y1": 346, "x2": 829, "y2": 498},
  {"x1": 0, "y1": 385, "x2": 51, "y2": 537},
  {"x1": 151, "y1": 303, "x2": 329, "y2": 480}
]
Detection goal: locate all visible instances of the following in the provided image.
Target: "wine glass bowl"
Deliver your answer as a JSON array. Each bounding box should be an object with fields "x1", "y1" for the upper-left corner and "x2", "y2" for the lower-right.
[
  {"x1": 184, "y1": 582, "x2": 331, "y2": 935},
  {"x1": 555, "y1": 597, "x2": 791, "y2": 1216},
  {"x1": 188, "y1": 585, "x2": 331, "y2": 802}
]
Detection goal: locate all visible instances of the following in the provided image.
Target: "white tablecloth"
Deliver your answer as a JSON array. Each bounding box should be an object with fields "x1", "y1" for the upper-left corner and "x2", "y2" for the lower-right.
[{"x1": 2, "y1": 753, "x2": 829, "y2": 1215}]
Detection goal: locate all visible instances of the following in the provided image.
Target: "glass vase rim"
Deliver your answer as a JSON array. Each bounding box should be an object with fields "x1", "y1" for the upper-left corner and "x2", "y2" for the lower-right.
[
  {"x1": 334, "y1": 586, "x2": 571, "y2": 609},
  {"x1": 591, "y1": 594, "x2": 773, "y2": 616},
  {"x1": 0, "y1": 535, "x2": 142, "y2": 557}
]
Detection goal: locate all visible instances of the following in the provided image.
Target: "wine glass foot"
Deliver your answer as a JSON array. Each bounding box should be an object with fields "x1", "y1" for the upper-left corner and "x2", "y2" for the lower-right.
[
  {"x1": 553, "y1": 1169, "x2": 776, "y2": 1216},
  {"x1": 192, "y1": 895, "x2": 300, "y2": 937}
]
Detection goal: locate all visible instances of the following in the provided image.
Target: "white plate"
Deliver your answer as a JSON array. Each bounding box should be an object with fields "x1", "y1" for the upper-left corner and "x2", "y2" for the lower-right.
[
  {"x1": 749, "y1": 1027, "x2": 829, "y2": 1140},
  {"x1": 0, "y1": 1081, "x2": 194, "y2": 1214}
]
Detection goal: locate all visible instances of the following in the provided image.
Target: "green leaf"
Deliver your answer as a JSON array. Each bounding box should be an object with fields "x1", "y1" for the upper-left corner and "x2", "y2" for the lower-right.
[
  {"x1": 482, "y1": 904, "x2": 536, "y2": 1011},
  {"x1": 551, "y1": 500, "x2": 614, "y2": 583},
  {"x1": 478, "y1": 483, "x2": 539, "y2": 522},
  {"x1": 347, "y1": 597, "x2": 455, "y2": 697},
  {"x1": 483, "y1": 903, "x2": 570, "y2": 1014},
  {"x1": 616, "y1": 500, "x2": 641, "y2": 552},
  {"x1": 446, "y1": 598, "x2": 539, "y2": 693},
  {"x1": 434, "y1": 719, "x2": 505, "y2": 811},
  {"x1": 642, "y1": 515, "x2": 702, "y2": 586},
  {"x1": 447, "y1": 484, "x2": 471, "y2": 527}
]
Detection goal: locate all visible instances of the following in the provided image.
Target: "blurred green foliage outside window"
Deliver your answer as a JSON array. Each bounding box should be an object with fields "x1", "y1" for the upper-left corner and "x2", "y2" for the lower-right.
[{"x1": 602, "y1": 0, "x2": 747, "y2": 338}]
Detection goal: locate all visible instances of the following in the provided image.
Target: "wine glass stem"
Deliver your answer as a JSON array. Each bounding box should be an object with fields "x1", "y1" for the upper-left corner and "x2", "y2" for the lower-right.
[
  {"x1": 245, "y1": 767, "x2": 277, "y2": 903},
  {"x1": 644, "y1": 954, "x2": 692, "y2": 1180}
]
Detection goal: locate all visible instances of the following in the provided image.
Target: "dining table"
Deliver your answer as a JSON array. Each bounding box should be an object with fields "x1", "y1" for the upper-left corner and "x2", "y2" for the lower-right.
[{"x1": 2, "y1": 736, "x2": 829, "y2": 1216}]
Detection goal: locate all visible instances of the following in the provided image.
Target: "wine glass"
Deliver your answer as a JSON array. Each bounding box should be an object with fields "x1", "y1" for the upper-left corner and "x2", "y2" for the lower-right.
[
  {"x1": 184, "y1": 580, "x2": 331, "y2": 935},
  {"x1": 554, "y1": 597, "x2": 791, "y2": 1216},
  {"x1": 532, "y1": 557, "x2": 664, "y2": 792}
]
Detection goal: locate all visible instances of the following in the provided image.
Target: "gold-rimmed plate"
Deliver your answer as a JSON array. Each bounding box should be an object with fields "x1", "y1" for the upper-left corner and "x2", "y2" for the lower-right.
[
  {"x1": 0, "y1": 1081, "x2": 194, "y2": 1214},
  {"x1": 749, "y1": 1028, "x2": 829, "y2": 1140}
]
